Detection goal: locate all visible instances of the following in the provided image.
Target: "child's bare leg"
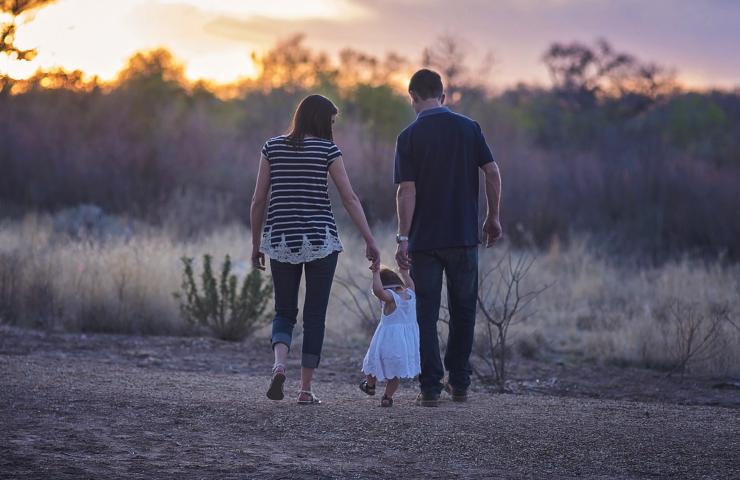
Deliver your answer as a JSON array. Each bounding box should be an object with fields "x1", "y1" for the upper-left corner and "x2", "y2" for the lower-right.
[
  {"x1": 384, "y1": 377, "x2": 400, "y2": 398},
  {"x1": 366, "y1": 374, "x2": 377, "y2": 387}
]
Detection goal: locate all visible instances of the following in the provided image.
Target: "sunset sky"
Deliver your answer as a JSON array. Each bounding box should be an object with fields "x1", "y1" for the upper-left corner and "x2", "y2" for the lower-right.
[{"x1": 1, "y1": 0, "x2": 739, "y2": 88}]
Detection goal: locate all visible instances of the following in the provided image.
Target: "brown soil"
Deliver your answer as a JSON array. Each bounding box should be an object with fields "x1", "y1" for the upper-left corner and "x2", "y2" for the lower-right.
[{"x1": 1, "y1": 325, "x2": 739, "y2": 479}]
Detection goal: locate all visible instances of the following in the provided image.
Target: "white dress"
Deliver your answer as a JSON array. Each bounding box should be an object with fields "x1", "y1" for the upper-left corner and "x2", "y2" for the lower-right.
[{"x1": 361, "y1": 288, "x2": 421, "y2": 381}]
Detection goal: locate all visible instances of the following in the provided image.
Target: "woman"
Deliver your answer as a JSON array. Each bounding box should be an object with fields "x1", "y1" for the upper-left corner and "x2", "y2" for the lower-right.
[{"x1": 250, "y1": 94, "x2": 380, "y2": 405}]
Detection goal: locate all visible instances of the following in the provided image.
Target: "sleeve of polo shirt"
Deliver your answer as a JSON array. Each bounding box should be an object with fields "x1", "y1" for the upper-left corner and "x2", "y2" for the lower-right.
[
  {"x1": 261, "y1": 140, "x2": 270, "y2": 162},
  {"x1": 394, "y1": 130, "x2": 416, "y2": 183},
  {"x1": 474, "y1": 122, "x2": 494, "y2": 167}
]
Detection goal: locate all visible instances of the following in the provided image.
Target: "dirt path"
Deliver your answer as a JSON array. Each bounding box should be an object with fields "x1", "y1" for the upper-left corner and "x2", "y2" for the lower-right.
[{"x1": 1, "y1": 327, "x2": 739, "y2": 479}]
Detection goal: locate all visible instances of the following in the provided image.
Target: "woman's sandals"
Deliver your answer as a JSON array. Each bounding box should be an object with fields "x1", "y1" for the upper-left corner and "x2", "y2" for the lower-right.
[
  {"x1": 297, "y1": 390, "x2": 322, "y2": 405},
  {"x1": 359, "y1": 380, "x2": 376, "y2": 396},
  {"x1": 380, "y1": 394, "x2": 393, "y2": 407},
  {"x1": 266, "y1": 364, "x2": 286, "y2": 401}
]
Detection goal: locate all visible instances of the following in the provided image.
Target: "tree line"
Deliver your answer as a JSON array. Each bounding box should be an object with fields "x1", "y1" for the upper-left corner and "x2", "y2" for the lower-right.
[{"x1": 1, "y1": 32, "x2": 739, "y2": 260}]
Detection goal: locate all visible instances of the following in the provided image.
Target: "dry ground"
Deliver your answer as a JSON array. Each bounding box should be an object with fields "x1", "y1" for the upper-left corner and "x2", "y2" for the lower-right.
[{"x1": 1, "y1": 326, "x2": 739, "y2": 479}]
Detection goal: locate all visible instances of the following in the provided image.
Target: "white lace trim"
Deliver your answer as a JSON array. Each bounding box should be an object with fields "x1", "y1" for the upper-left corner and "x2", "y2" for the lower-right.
[{"x1": 260, "y1": 225, "x2": 343, "y2": 264}]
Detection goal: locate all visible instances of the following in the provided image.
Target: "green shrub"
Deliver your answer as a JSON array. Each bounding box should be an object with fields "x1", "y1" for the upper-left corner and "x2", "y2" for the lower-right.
[{"x1": 174, "y1": 254, "x2": 273, "y2": 341}]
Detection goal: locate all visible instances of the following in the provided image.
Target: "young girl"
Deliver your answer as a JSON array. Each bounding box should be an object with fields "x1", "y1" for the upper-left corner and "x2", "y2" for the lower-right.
[{"x1": 360, "y1": 265, "x2": 421, "y2": 407}]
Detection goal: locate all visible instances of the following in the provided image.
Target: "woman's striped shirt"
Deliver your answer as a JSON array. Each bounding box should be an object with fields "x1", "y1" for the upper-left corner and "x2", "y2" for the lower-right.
[{"x1": 259, "y1": 135, "x2": 344, "y2": 264}]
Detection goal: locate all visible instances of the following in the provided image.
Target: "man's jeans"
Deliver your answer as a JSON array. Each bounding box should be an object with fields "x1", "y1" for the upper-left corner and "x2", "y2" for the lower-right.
[
  {"x1": 270, "y1": 252, "x2": 338, "y2": 369},
  {"x1": 412, "y1": 246, "x2": 478, "y2": 395}
]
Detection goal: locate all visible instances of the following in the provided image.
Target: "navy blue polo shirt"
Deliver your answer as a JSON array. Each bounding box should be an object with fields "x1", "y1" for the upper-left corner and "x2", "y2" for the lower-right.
[{"x1": 394, "y1": 106, "x2": 494, "y2": 252}]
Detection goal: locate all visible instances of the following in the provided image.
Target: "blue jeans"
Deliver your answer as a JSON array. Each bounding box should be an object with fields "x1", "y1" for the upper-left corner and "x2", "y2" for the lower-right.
[
  {"x1": 412, "y1": 246, "x2": 478, "y2": 395},
  {"x1": 269, "y1": 252, "x2": 338, "y2": 369}
]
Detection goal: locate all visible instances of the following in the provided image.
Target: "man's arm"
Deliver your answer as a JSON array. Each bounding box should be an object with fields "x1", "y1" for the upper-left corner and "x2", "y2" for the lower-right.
[
  {"x1": 481, "y1": 161, "x2": 502, "y2": 247},
  {"x1": 399, "y1": 268, "x2": 415, "y2": 291},
  {"x1": 395, "y1": 181, "x2": 416, "y2": 269}
]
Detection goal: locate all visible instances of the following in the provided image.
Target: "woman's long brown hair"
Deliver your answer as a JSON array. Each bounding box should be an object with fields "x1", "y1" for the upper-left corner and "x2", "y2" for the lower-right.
[{"x1": 286, "y1": 94, "x2": 338, "y2": 148}]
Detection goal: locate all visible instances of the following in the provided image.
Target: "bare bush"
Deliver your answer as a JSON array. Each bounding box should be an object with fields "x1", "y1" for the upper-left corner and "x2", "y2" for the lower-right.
[
  {"x1": 475, "y1": 253, "x2": 549, "y2": 392},
  {"x1": 653, "y1": 300, "x2": 737, "y2": 376},
  {"x1": 334, "y1": 274, "x2": 380, "y2": 337}
]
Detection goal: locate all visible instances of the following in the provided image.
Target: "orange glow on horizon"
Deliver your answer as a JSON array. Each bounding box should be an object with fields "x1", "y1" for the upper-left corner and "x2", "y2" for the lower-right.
[{"x1": 0, "y1": 0, "x2": 366, "y2": 84}]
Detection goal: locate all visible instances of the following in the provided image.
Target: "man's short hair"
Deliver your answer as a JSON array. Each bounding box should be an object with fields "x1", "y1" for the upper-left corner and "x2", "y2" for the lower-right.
[{"x1": 408, "y1": 69, "x2": 443, "y2": 100}]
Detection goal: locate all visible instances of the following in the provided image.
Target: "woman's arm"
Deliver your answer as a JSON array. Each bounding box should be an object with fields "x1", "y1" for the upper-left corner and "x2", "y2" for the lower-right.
[
  {"x1": 249, "y1": 155, "x2": 271, "y2": 270},
  {"x1": 399, "y1": 268, "x2": 415, "y2": 291},
  {"x1": 328, "y1": 156, "x2": 380, "y2": 270},
  {"x1": 372, "y1": 269, "x2": 394, "y2": 303}
]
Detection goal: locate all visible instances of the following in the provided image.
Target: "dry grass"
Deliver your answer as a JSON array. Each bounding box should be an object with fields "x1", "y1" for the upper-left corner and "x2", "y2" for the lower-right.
[
  {"x1": 508, "y1": 238, "x2": 740, "y2": 376},
  {"x1": 0, "y1": 214, "x2": 248, "y2": 335},
  {"x1": 1, "y1": 214, "x2": 738, "y2": 376}
]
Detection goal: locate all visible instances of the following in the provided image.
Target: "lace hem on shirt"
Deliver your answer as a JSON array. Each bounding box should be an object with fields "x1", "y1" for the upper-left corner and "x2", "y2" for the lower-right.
[{"x1": 260, "y1": 225, "x2": 343, "y2": 264}]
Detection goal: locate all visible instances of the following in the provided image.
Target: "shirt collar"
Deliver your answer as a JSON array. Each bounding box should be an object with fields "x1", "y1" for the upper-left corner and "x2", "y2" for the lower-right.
[{"x1": 417, "y1": 106, "x2": 451, "y2": 119}]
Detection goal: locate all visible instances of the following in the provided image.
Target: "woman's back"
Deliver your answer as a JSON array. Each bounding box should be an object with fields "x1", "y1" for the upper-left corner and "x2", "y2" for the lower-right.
[{"x1": 260, "y1": 135, "x2": 343, "y2": 264}]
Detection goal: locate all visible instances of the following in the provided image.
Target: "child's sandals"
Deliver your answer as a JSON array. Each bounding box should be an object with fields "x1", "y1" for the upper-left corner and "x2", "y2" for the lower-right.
[
  {"x1": 359, "y1": 380, "x2": 376, "y2": 396},
  {"x1": 297, "y1": 390, "x2": 322, "y2": 405},
  {"x1": 360, "y1": 380, "x2": 392, "y2": 406},
  {"x1": 266, "y1": 364, "x2": 286, "y2": 401}
]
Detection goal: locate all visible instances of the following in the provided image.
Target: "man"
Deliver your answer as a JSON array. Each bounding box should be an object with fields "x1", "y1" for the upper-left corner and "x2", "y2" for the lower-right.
[{"x1": 394, "y1": 68, "x2": 502, "y2": 407}]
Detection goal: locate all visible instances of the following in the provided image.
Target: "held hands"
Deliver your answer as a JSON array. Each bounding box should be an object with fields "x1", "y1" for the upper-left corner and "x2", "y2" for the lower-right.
[
  {"x1": 366, "y1": 240, "x2": 381, "y2": 272},
  {"x1": 482, "y1": 216, "x2": 503, "y2": 248}
]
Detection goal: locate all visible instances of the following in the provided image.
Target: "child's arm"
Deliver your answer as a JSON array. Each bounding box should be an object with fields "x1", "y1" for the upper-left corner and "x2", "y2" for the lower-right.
[
  {"x1": 399, "y1": 268, "x2": 415, "y2": 291},
  {"x1": 372, "y1": 269, "x2": 394, "y2": 303}
]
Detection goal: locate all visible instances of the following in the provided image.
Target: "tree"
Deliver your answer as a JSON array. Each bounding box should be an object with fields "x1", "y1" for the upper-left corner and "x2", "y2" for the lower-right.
[
  {"x1": 338, "y1": 48, "x2": 408, "y2": 90},
  {"x1": 422, "y1": 34, "x2": 494, "y2": 105},
  {"x1": 1, "y1": 0, "x2": 56, "y2": 60},
  {"x1": 250, "y1": 34, "x2": 337, "y2": 93},
  {"x1": 543, "y1": 38, "x2": 675, "y2": 112},
  {"x1": 1, "y1": 0, "x2": 56, "y2": 93},
  {"x1": 116, "y1": 48, "x2": 186, "y2": 87}
]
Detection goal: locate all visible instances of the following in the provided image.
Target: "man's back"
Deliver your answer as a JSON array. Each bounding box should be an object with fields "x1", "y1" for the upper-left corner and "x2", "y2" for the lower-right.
[{"x1": 394, "y1": 106, "x2": 494, "y2": 252}]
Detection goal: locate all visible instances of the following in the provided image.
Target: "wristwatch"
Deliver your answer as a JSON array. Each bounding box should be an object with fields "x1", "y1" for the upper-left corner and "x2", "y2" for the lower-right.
[{"x1": 396, "y1": 234, "x2": 409, "y2": 243}]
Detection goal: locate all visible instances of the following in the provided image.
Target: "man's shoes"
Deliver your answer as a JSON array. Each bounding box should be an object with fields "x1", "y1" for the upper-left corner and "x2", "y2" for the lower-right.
[
  {"x1": 444, "y1": 382, "x2": 468, "y2": 402},
  {"x1": 415, "y1": 391, "x2": 440, "y2": 407}
]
